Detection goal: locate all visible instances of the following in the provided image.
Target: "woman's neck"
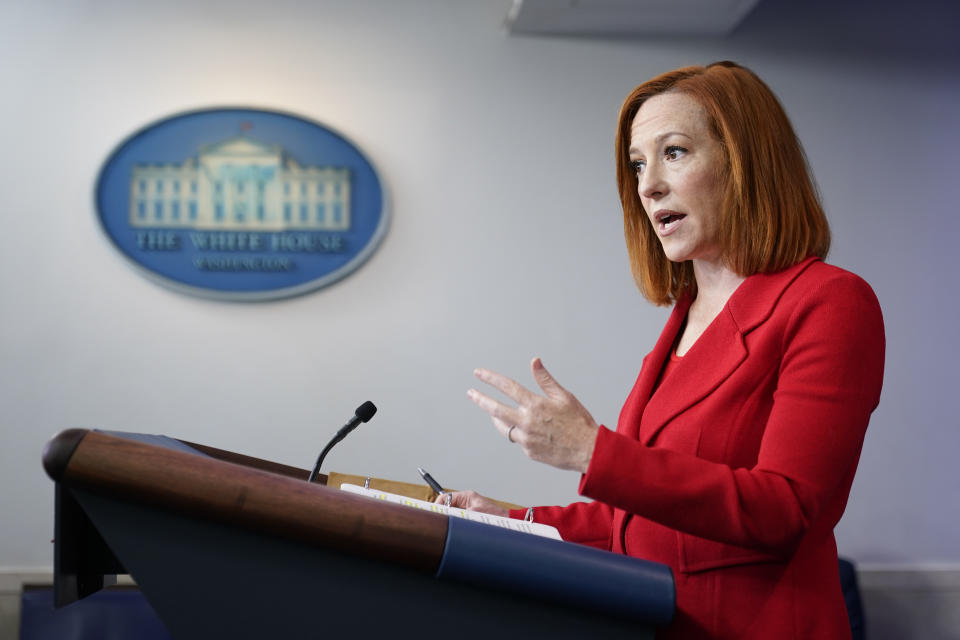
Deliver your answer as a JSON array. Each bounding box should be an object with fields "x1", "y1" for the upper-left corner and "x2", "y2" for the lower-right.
[
  {"x1": 673, "y1": 259, "x2": 746, "y2": 357},
  {"x1": 690, "y1": 259, "x2": 746, "y2": 319}
]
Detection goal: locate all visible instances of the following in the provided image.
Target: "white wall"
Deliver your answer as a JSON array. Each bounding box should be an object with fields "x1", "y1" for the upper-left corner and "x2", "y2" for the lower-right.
[{"x1": 1, "y1": 0, "x2": 958, "y2": 571}]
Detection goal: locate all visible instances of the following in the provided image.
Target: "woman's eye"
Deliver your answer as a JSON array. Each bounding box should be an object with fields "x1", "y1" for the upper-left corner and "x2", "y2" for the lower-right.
[
  {"x1": 631, "y1": 160, "x2": 645, "y2": 173},
  {"x1": 665, "y1": 146, "x2": 687, "y2": 161}
]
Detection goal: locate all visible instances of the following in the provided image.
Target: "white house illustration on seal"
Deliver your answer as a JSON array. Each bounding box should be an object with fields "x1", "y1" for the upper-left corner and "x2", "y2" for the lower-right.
[{"x1": 128, "y1": 136, "x2": 351, "y2": 231}]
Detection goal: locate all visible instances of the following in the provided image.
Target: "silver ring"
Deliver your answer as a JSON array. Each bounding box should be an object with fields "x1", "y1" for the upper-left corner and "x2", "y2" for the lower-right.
[
  {"x1": 443, "y1": 493, "x2": 452, "y2": 506},
  {"x1": 507, "y1": 425, "x2": 517, "y2": 443}
]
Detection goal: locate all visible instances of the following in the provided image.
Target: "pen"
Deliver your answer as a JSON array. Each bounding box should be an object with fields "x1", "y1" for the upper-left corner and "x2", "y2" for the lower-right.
[{"x1": 417, "y1": 467, "x2": 445, "y2": 495}]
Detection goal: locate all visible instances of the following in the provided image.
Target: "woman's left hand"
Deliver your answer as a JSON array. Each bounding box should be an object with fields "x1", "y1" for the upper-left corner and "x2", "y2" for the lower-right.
[{"x1": 467, "y1": 357, "x2": 598, "y2": 473}]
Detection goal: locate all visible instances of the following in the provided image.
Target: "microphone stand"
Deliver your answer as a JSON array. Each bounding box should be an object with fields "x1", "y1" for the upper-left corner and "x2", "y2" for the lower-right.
[
  {"x1": 307, "y1": 433, "x2": 346, "y2": 483},
  {"x1": 307, "y1": 401, "x2": 377, "y2": 483}
]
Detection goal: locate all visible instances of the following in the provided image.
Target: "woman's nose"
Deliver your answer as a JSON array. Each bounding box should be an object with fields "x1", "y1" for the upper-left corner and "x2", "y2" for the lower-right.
[{"x1": 639, "y1": 164, "x2": 667, "y2": 200}]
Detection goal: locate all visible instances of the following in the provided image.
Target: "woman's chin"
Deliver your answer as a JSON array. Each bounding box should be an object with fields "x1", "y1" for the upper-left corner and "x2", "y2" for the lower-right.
[{"x1": 660, "y1": 246, "x2": 691, "y2": 263}]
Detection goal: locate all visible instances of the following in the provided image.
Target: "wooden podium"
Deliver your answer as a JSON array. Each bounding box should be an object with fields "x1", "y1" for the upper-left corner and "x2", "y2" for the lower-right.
[{"x1": 42, "y1": 429, "x2": 674, "y2": 639}]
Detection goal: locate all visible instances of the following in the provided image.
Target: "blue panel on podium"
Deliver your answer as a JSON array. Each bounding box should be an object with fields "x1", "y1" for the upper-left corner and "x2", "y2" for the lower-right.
[{"x1": 437, "y1": 517, "x2": 675, "y2": 625}]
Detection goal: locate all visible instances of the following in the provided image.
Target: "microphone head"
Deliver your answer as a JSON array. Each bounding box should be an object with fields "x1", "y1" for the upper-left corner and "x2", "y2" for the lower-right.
[{"x1": 355, "y1": 401, "x2": 377, "y2": 423}]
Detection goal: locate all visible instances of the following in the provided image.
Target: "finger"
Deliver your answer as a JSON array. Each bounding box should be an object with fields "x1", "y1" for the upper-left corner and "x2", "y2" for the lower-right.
[
  {"x1": 491, "y1": 416, "x2": 512, "y2": 439},
  {"x1": 492, "y1": 416, "x2": 524, "y2": 444},
  {"x1": 436, "y1": 491, "x2": 468, "y2": 508},
  {"x1": 474, "y1": 368, "x2": 537, "y2": 404},
  {"x1": 467, "y1": 388, "x2": 521, "y2": 425},
  {"x1": 531, "y1": 357, "x2": 568, "y2": 399}
]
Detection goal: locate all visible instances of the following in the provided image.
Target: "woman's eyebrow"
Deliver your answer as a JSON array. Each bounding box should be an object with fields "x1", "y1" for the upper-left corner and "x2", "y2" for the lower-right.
[
  {"x1": 629, "y1": 131, "x2": 692, "y2": 155},
  {"x1": 655, "y1": 131, "x2": 692, "y2": 144}
]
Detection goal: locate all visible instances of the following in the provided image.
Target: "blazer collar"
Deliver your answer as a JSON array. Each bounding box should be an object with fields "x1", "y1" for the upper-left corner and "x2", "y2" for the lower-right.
[
  {"x1": 633, "y1": 257, "x2": 820, "y2": 445},
  {"x1": 726, "y1": 256, "x2": 820, "y2": 334}
]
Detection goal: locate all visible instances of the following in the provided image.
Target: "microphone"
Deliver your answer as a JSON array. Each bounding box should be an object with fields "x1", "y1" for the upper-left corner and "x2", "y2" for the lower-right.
[{"x1": 307, "y1": 401, "x2": 377, "y2": 483}]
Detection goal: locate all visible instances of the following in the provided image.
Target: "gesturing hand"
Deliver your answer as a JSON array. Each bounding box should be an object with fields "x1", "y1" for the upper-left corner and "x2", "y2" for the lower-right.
[{"x1": 467, "y1": 357, "x2": 598, "y2": 473}]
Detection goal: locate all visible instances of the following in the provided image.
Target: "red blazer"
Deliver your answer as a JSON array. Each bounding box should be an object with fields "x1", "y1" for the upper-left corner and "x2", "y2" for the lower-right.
[{"x1": 521, "y1": 258, "x2": 885, "y2": 639}]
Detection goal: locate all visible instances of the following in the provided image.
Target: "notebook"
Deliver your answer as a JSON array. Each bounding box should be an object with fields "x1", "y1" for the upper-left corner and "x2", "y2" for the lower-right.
[{"x1": 339, "y1": 483, "x2": 562, "y2": 540}]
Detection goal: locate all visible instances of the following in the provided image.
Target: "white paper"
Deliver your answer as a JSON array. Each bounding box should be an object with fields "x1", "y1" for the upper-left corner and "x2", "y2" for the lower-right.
[{"x1": 339, "y1": 484, "x2": 562, "y2": 540}]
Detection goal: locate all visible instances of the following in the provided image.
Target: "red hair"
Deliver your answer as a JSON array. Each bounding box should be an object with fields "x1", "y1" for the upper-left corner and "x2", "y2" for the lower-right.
[{"x1": 615, "y1": 61, "x2": 830, "y2": 305}]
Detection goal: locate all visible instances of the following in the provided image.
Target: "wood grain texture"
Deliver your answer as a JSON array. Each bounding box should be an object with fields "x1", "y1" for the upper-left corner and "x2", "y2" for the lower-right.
[
  {"x1": 178, "y1": 440, "x2": 317, "y2": 483},
  {"x1": 44, "y1": 430, "x2": 448, "y2": 572}
]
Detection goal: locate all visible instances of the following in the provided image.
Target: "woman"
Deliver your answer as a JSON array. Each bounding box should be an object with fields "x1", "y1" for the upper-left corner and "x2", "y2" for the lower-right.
[{"x1": 443, "y1": 61, "x2": 885, "y2": 639}]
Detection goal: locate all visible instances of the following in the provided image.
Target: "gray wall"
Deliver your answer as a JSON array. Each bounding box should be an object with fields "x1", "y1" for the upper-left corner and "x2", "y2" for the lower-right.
[{"x1": 1, "y1": 0, "x2": 958, "y2": 581}]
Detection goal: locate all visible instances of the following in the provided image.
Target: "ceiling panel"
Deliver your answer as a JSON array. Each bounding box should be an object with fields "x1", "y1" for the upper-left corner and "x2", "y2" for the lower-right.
[{"x1": 505, "y1": 0, "x2": 765, "y2": 36}]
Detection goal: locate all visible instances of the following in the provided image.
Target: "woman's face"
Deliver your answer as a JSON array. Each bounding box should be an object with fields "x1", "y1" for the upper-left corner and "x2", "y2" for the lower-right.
[{"x1": 629, "y1": 92, "x2": 727, "y2": 265}]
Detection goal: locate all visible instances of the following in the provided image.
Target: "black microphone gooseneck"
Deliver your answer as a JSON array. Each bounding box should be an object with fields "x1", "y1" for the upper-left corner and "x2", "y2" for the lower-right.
[{"x1": 307, "y1": 401, "x2": 377, "y2": 483}]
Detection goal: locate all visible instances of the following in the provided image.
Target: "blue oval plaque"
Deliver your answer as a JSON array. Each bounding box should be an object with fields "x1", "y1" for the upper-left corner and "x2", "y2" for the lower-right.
[{"x1": 95, "y1": 108, "x2": 388, "y2": 301}]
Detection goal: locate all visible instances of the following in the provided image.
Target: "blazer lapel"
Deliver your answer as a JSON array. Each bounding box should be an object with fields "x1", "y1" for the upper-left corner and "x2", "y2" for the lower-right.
[
  {"x1": 635, "y1": 257, "x2": 821, "y2": 446},
  {"x1": 620, "y1": 298, "x2": 691, "y2": 441},
  {"x1": 637, "y1": 305, "x2": 747, "y2": 446}
]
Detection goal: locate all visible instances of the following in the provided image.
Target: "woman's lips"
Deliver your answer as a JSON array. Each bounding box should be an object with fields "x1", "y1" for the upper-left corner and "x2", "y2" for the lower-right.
[{"x1": 656, "y1": 211, "x2": 686, "y2": 236}]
